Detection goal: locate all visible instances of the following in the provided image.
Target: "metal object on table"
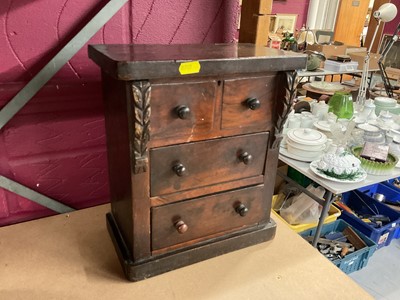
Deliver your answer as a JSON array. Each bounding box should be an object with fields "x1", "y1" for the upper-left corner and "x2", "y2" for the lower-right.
[
  {"x1": 303, "y1": 236, "x2": 353, "y2": 248},
  {"x1": 373, "y1": 193, "x2": 386, "y2": 202},
  {"x1": 305, "y1": 236, "x2": 355, "y2": 259}
]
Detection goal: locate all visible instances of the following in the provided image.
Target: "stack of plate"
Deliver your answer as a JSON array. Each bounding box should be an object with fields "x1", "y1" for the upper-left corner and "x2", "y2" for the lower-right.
[
  {"x1": 280, "y1": 128, "x2": 327, "y2": 162},
  {"x1": 374, "y1": 97, "x2": 400, "y2": 115},
  {"x1": 313, "y1": 120, "x2": 346, "y2": 139}
]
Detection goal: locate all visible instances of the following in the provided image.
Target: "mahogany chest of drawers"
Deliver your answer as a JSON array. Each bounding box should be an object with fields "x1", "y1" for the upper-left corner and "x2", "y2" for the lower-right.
[{"x1": 89, "y1": 43, "x2": 306, "y2": 281}]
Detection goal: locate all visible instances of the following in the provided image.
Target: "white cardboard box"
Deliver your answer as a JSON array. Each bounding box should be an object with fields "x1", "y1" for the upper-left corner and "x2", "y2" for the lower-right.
[{"x1": 324, "y1": 60, "x2": 359, "y2": 72}]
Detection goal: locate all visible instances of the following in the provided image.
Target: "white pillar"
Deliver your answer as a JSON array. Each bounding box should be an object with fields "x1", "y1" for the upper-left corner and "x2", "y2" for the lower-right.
[
  {"x1": 307, "y1": 0, "x2": 339, "y2": 30},
  {"x1": 306, "y1": 0, "x2": 320, "y2": 29}
]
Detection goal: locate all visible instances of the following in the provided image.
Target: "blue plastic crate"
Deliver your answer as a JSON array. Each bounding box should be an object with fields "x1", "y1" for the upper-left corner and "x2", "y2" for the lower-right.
[
  {"x1": 383, "y1": 177, "x2": 400, "y2": 190},
  {"x1": 358, "y1": 182, "x2": 400, "y2": 205},
  {"x1": 300, "y1": 219, "x2": 377, "y2": 274},
  {"x1": 395, "y1": 228, "x2": 400, "y2": 239},
  {"x1": 357, "y1": 183, "x2": 400, "y2": 240},
  {"x1": 340, "y1": 190, "x2": 400, "y2": 248}
]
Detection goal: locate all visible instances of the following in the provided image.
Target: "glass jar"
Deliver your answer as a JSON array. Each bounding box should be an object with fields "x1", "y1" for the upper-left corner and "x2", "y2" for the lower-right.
[{"x1": 328, "y1": 91, "x2": 354, "y2": 119}]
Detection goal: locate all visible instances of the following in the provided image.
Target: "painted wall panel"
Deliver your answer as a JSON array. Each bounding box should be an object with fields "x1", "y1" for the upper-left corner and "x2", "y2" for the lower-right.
[
  {"x1": 382, "y1": 0, "x2": 399, "y2": 36},
  {"x1": 272, "y1": 0, "x2": 310, "y2": 31},
  {"x1": 0, "y1": 0, "x2": 240, "y2": 226}
]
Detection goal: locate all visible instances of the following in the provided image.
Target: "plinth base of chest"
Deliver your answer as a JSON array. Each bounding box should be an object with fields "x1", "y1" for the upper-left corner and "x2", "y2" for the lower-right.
[{"x1": 106, "y1": 213, "x2": 277, "y2": 282}]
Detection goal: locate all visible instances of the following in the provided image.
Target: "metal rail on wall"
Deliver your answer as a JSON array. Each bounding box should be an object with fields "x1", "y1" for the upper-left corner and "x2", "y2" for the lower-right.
[
  {"x1": 0, "y1": 0, "x2": 129, "y2": 214},
  {"x1": 0, "y1": 176, "x2": 75, "y2": 213}
]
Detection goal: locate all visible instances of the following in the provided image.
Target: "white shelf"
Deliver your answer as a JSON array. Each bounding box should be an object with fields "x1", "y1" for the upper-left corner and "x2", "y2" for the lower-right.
[
  {"x1": 279, "y1": 154, "x2": 400, "y2": 195},
  {"x1": 298, "y1": 68, "x2": 378, "y2": 78}
]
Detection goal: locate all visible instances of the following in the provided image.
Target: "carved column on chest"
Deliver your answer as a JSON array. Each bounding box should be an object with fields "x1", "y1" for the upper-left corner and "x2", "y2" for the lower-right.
[
  {"x1": 263, "y1": 71, "x2": 299, "y2": 207},
  {"x1": 131, "y1": 81, "x2": 151, "y2": 174},
  {"x1": 272, "y1": 71, "x2": 299, "y2": 150},
  {"x1": 129, "y1": 80, "x2": 152, "y2": 261}
]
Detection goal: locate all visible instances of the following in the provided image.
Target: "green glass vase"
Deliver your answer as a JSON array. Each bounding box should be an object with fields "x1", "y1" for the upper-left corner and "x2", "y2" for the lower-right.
[{"x1": 328, "y1": 91, "x2": 354, "y2": 119}]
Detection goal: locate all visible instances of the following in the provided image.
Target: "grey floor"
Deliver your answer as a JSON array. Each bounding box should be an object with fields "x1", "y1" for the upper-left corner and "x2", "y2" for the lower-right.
[{"x1": 349, "y1": 238, "x2": 400, "y2": 299}]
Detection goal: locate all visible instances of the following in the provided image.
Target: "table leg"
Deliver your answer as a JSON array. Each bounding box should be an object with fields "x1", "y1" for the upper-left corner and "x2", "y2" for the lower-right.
[
  {"x1": 312, "y1": 190, "x2": 334, "y2": 247},
  {"x1": 275, "y1": 170, "x2": 338, "y2": 248}
]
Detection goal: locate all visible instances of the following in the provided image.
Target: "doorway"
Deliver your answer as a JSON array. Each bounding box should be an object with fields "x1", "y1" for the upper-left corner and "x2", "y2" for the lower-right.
[{"x1": 333, "y1": 0, "x2": 371, "y2": 47}]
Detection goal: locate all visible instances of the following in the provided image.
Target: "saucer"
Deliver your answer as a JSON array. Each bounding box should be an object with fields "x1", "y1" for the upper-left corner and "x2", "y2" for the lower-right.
[{"x1": 279, "y1": 147, "x2": 319, "y2": 162}]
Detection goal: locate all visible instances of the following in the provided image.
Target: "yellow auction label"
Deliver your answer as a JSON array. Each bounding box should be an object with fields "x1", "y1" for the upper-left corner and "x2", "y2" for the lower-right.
[{"x1": 179, "y1": 61, "x2": 201, "y2": 75}]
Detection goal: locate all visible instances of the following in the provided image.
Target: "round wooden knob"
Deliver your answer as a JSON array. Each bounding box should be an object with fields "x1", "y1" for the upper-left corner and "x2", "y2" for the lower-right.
[
  {"x1": 239, "y1": 152, "x2": 253, "y2": 165},
  {"x1": 176, "y1": 105, "x2": 191, "y2": 119},
  {"x1": 235, "y1": 204, "x2": 249, "y2": 217},
  {"x1": 245, "y1": 98, "x2": 261, "y2": 110},
  {"x1": 173, "y1": 163, "x2": 186, "y2": 176},
  {"x1": 175, "y1": 220, "x2": 188, "y2": 234}
]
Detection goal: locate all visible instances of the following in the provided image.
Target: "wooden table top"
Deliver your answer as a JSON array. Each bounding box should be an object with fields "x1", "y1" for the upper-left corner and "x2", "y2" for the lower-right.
[{"x1": 0, "y1": 204, "x2": 373, "y2": 300}]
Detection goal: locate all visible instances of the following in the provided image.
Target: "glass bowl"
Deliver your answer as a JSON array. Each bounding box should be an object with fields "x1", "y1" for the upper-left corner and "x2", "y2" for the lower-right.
[{"x1": 351, "y1": 146, "x2": 398, "y2": 175}]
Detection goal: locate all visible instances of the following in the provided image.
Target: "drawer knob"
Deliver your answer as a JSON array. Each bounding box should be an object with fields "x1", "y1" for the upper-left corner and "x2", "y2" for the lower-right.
[
  {"x1": 175, "y1": 220, "x2": 188, "y2": 234},
  {"x1": 239, "y1": 152, "x2": 253, "y2": 165},
  {"x1": 176, "y1": 105, "x2": 191, "y2": 119},
  {"x1": 235, "y1": 204, "x2": 249, "y2": 217},
  {"x1": 246, "y1": 98, "x2": 261, "y2": 110},
  {"x1": 173, "y1": 163, "x2": 186, "y2": 176}
]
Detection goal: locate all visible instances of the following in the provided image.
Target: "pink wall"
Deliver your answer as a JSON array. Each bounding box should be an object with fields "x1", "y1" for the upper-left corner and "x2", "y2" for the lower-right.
[
  {"x1": 272, "y1": 0, "x2": 310, "y2": 32},
  {"x1": 383, "y1": 0, "x2": 400, "y2": 35},
  {"x1": 0, "y1": 0, "x2": 240, "y2": 226}
]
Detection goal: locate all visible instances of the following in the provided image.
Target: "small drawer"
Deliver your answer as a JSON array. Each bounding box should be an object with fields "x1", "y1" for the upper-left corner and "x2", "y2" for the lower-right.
[
  {"x1": 151, "y1": 185, "x2": 267, "y2": 251},
  {"x1": 150, "y1": 81, "x2": 217, "y2": 140},
  {"x1": 150, "y1": 132, "x2": 268, "y2": 196},
  {"x1": 221, "y1": 76, "x2": 275, "y2": 130}
]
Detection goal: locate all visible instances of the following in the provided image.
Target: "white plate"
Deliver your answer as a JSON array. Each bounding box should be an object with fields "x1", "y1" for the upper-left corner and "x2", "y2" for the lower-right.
[
  {"x1": 313, "y1": 120, "x2": 345, "y2": 132},
  {"x1": 313, "y1": 120, "x2": 332, "y2": 131},
  {"x1": 309, "y1": 160, "x2": 367, "y2": 183},
  {"x1": 374, "y1": 97, "x2": 397, "y2": 107},
  {"x1": 309, "y1": 81, "x2": 345, "y2": 92},
  {"x1": 279, "y1": 147, "x2": 319, "y2": 162},
  {"x1": 357, "y1": 123, "x2": 380, "y2": 132}
]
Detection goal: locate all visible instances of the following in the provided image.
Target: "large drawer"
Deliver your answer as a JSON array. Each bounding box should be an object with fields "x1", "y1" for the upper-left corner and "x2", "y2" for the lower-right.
[
  {"x1": 150, "y1": 132, "x2": 268, "y2": 196},
  {"x1": 221, "y1": 76, "x2": 275, "y2": 130},
  {"x1": 150, "y1": 81, "x2": 217, "y2": 140},
  {"x1": 151, "y1": 185, "x2": 267, "y2": 251}
]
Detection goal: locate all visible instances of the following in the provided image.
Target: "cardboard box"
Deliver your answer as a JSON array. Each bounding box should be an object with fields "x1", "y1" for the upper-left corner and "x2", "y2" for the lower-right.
[
  {"x1": 307, "y1": 44, "x2": 347, "y2": 66},
  {"x1": 346, "y1": 47, "x2": 367, "y2": 54},
  {"x1": 348, "y1": 52, "x2": 381, "y2": 71}
]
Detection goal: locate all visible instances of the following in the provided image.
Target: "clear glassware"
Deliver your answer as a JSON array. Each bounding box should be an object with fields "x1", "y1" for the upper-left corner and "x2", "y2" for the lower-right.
[{"x1": 348, "y1": 128, "x2": 365, "y2": 148}]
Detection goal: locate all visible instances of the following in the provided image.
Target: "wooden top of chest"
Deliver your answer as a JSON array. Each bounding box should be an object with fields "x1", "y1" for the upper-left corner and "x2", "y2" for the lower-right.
[{"x1": 88, "y1": 43, "x2": 307, "y2": 80}]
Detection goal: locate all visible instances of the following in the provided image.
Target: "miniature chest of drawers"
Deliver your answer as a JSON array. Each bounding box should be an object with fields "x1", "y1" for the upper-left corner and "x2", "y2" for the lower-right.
[{"x1": 89, "y1": 43, "x2": 306, "y2": 281}]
